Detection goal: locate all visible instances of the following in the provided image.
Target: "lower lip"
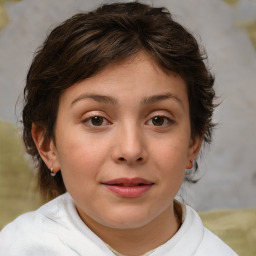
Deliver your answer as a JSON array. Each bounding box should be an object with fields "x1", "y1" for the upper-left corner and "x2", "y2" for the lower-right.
[{"x1": 103, "y1": 184, "x2": 152, "y2": 198}]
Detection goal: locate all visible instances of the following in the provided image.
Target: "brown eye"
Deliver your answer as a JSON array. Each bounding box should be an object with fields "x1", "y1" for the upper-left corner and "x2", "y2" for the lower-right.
[
  {"x1": 91, "y1": 116, "x2": 104, "y2": 126},
  {"x1": 83, "y1": 115, "x2": 110, "y2": 127},
  {"x1": 147, "y1": 116, "x2": 172, "y2": 127},
  {"x1": 152, "y1": 116, "x2": 165, "y2": 126}
]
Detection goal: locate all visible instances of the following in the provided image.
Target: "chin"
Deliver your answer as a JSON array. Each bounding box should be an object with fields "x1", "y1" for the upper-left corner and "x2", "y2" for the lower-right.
[{"x1": 98, "y1": 209, "x2": 155, "y2": 229}]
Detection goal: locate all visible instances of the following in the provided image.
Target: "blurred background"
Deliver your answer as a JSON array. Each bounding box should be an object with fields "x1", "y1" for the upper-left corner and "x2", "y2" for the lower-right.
[{"x1": 0, "y1": 0, "x2": 256, "y2": 252}]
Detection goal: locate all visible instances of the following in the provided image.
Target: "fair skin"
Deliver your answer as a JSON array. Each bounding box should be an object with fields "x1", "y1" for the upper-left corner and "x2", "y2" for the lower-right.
[{"x1": 32, "y1": 53, "x2": 202, "y2": 256}]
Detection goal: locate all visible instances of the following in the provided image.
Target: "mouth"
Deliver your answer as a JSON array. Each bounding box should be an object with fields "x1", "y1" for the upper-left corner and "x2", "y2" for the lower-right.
[{"x1": 101, "y1": 177, "x2": 154, "y2": 198}]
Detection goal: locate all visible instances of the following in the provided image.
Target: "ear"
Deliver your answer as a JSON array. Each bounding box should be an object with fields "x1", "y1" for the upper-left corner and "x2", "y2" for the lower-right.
[
  {"x1": 31, "y1": 123, "x2": 61, "y2": 174},
  {"x1": 186, "y1": 135, "x2": 203, "y2": 169}
]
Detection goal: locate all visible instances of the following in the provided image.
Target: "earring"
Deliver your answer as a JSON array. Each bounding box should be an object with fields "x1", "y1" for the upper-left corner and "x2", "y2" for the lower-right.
[
  {"x1": 50, "y1": 167, "x2": 56, "y2": 177},
  {"x1": 186, "y1": 159, "x2": 193, "y2": 170}
]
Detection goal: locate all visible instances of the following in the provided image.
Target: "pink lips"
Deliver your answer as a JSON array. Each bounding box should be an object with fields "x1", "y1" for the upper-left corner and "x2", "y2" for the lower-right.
[{"x1": 102, "y1": 177, "x2": 154, "y2": 198}]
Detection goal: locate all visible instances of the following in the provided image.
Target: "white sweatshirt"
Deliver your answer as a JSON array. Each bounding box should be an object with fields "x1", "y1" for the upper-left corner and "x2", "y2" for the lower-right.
[{"x1": 0, "y1": 193, "x2": 237, "y2": 256}]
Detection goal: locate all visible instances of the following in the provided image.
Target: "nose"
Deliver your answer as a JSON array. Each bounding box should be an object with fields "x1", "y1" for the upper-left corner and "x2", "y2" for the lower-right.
[{"x1": 111, "y1": 123, "x2": 148, "y2": 165}]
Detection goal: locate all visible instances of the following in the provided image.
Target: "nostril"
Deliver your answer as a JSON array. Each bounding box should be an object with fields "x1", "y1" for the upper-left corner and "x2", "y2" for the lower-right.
[{"x1": 117, "y1": 157, "x2": 143, "y2": 162}]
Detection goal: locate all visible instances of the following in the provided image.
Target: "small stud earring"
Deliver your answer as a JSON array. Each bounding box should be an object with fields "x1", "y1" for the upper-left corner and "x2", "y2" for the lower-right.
[
  {"x1": 186, "y1": 159, "x2": 193, "y2": 170},
  {"x1": 50, "y1": 167, "x2": 56, "y2": 177}
]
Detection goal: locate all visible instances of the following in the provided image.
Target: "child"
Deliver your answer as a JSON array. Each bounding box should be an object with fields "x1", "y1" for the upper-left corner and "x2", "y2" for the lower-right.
[{"x1": 0, "y1": 2, "x2": 237, "y2": 255}]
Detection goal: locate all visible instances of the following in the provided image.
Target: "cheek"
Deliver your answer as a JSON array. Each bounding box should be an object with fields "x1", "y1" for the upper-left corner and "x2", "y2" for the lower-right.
[
  {"x1": 153, "y1": 136, "x2": 190, "y2": 169},
  {"x1": 150, "y1": 135, "x2": 189, "y2": 192},
  {"x1": 56, "y1": 138, "x2": 108, "y2": 198},
  {"x1": 56, "y1": 131, "x2": 109, "y2": 177}
]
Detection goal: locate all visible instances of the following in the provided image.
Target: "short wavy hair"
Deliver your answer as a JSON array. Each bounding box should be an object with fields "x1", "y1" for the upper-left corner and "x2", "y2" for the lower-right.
[{"x1": 22, "y1": 2, "x2": 216, "y2": 200}]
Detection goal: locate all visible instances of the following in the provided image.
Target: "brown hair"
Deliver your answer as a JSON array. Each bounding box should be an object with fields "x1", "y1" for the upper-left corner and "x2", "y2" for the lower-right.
[{"x1": 22, "y1": 2, "x2": 216, "y2": 200}]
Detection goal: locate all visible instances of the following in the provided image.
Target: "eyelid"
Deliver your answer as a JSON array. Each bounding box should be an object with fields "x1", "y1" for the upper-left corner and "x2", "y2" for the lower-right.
[
  {"x1": 146, "y1": 115, "x2": 173, "y2": 126},
  {"x1": 145, "y1": 109, "x2": 175, "y2": 126},
  {"x1": 81, "y1": 112, "x2": 112, "y2": 127},
  {"x1": 147, "y1": 109, "x2": 174, "y2": 120},
  {"x1": 81, "y1": 110, "x2": 110, "y2": 121},
  {"x1": 84, "y1": 116, "x2": 108, "y2": 124}
]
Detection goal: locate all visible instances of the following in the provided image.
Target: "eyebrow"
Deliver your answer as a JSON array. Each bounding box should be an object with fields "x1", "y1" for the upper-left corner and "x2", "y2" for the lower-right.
[
  {"x1": 71, "y1": 94, "x2": 118, "y2": 105},
  {"x1": 141, "y1": 93, "x2": 183, "y2": 108},
  {"x1": 71, "y1": 92, "x2": 183, "y2": 108}
]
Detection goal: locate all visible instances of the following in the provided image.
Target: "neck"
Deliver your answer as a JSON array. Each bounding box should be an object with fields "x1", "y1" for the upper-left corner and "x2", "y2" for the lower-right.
[{"x1": 78, "y1": 203, "x2": 181, "y2": 256}]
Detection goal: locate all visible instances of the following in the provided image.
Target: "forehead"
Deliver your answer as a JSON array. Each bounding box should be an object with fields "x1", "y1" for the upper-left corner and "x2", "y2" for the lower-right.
[{"x1": 59, "y1": 52, "x2": 189, "y2": 109}]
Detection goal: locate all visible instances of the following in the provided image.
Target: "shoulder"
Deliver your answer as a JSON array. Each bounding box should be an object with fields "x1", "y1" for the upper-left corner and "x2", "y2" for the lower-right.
[
  {"x1": 0, "y1": 212, "x2": 46, "y2": 255},
  {"x1": 0, "y1": 193, "x2": 114, "y2": 255},
  {"x1": 0, "y1": 193, "x2": 74, "y2": 255},
  {"x1": 152, "y1": 203, "x2": 238, "y2": 256},
  {"x1": 195, "y1": 228, "x2": 238, "y2": 256},
  {"x1": 184, "y1": 205, "x2": 238, "y2": 256}
]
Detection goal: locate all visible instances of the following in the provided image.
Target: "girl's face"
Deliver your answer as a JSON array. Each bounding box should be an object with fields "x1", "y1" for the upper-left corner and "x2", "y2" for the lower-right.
[{"x1": 43, "y1": 53, "x2": 201, "y2": 232}]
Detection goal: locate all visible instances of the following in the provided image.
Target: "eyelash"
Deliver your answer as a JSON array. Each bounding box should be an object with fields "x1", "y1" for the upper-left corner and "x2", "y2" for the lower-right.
[
  {"x1": 146, "y1": 115, "x2": 173, "y2": 127},
  {"x1": 82, "y1": 116, "x2": 111, "y2": 127},
  {"x1": 82, "y1": 115, "x2": 173, "y2": 127}
]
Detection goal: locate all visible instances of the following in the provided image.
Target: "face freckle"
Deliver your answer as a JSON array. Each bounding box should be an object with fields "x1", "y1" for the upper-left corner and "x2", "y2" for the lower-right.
[{"x1": 52, "y1": 52, "x2": 201, "y2": 233}]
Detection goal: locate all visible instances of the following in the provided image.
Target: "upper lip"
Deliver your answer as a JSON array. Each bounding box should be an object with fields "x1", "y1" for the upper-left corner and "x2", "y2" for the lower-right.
[{"x1": 102, "y1": 177, "x2": 154, "y2": 186}]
